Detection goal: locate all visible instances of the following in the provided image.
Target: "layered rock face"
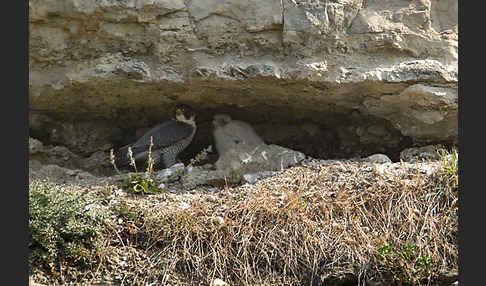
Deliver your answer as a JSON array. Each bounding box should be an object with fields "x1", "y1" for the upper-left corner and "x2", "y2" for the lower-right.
[{"x1": 29, "y1": 0, "x2": 458, "y2": 165}]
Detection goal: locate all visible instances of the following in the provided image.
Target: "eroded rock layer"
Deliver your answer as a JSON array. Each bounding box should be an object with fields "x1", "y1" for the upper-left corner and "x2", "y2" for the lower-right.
[{"x1": 29, "y1": 0, "x2": 458, "y2": 163}]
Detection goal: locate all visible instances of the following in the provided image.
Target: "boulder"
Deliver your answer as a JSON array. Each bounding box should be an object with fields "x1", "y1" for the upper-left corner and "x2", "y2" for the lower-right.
[
  {"x1": 215, "y1": 143, "x2": 305, "y2": 183},
  {"x1": 155, "y1": 162, "x2": 186, "y2": 182},
  {"x1": 400, "y1": 145, "x2": 443, "y2": 162},
  {"x1": 363, "y1": 153, "x2": 392, "y2": 164}
]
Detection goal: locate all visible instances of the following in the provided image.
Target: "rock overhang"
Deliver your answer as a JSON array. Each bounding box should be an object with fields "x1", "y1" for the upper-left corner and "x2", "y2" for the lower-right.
[{"x1": 29, "y1": 0, "x2": 458, "y2": 165}]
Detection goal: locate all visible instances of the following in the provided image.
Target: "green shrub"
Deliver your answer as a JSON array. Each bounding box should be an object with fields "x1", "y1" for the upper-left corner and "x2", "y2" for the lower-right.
[{"x1": 29, "y1": 181, "x2": 103, "y2": 274}]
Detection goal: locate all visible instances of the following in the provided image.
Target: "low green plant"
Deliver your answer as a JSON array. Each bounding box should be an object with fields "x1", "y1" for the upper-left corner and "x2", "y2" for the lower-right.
[
  {"x1": 377, "y1": 244, "x2": 394, "y2": 257},
  {"x1": 438, "y1": 147, "x2": 458, "y2": 191},
  {"x1": 29, "y1": 181, "x2": 103, "y2": 274},
  {"x1": 415, "y1": 255, "x2": 434, "y2": 277},
  {"x1": 377, "y1": 243, "x2": 435, "y2": 282},
  {"x1": 122, "y1": 172, "x2": 161, "y2": 195},
  {"x1": 110, "y1": 136, "x2": 164, "y2": 195}
]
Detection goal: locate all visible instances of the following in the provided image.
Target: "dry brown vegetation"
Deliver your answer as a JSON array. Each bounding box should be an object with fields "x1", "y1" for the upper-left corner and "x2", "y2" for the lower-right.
[{"x1": 29, "y1": 157, "x2": 458, "y2": 286}]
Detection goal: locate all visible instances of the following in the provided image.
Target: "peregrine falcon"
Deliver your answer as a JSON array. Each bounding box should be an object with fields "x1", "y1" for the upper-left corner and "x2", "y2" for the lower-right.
[{"x1": 115, "y1": 104, "x2": 197, "y2": 169}]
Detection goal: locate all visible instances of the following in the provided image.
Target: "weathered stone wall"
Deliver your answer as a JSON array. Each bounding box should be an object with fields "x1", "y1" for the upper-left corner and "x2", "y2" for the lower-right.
[{"x1": 29, "y1": 0, "x2": 458, "y2": 161}]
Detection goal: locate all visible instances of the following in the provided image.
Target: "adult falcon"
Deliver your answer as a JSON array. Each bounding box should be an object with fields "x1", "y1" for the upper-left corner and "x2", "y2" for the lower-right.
[{"x1": 115, "y1": 104, "x2": 197, "y2": 169}]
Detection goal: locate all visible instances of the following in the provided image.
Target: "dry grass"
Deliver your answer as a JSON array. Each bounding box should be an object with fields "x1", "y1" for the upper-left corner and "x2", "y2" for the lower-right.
[{"x1": 29, "y1": 160, "x2": 458, "y2": 286}]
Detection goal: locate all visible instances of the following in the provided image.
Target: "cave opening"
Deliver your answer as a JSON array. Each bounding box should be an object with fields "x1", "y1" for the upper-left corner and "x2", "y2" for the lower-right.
[{"x1": 28, "y1": 104, "x2": 429, "y2": 177}]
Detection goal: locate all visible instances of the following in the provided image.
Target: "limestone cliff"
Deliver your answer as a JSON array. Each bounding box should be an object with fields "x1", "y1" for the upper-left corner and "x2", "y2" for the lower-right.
[{"x1": 29, "y1": 0, "x2": 458, "y2": 162}]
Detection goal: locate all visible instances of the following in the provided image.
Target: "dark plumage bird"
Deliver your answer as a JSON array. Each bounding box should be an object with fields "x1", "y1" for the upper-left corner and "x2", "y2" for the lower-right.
[{"x1": 115, "y1": 104, "x2": 197, "y2": 169}]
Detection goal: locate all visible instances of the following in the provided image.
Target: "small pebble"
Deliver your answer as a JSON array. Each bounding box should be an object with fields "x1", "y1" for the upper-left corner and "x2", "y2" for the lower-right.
[
  {"x1": 212, "y1": 278, "x2": 227, "y2": 286},
  {"x1": 364, "y1": 166, "x2": 374, "y2": 172},
  {"x1": 179, "y1": 202, "x2": 190, "y2": 210}
]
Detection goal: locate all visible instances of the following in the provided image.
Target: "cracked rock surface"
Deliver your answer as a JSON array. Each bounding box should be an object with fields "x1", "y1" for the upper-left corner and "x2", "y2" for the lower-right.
[{"x1": 29, "y1": 0, "x2": 457, "y2": 165}]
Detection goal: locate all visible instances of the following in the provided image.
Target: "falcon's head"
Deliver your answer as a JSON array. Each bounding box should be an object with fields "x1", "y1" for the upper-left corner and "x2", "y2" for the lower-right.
[{"x1": 174, "y1": 104, "x2": 196, "y2": 125}]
